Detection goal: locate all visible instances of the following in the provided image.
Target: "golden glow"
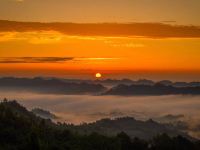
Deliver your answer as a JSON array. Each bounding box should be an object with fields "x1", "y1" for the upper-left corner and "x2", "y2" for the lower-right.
[
  {"x1": 0, "y1": 30, "x2": 200, "y2": 80},
  {"x1": 1, "y1": 0, "x2": 200, "y2": 81},
  {"x1": 95, "y1": 73, "x2": 102, "y2": 78}
]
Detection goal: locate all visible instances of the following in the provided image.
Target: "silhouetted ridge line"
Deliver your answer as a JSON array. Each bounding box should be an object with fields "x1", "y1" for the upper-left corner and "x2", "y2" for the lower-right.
[
  {"x1": 0, "y1": 77, "x2": 106, "y2": 95},
  {"x1": 104, "y1": 83, "x2": 200, "y2": 95}
]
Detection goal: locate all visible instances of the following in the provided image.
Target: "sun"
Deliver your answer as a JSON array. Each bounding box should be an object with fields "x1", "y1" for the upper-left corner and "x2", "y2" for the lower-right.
[{"x1": 95, "y1": 73, "x2": 102, "y2": 78}]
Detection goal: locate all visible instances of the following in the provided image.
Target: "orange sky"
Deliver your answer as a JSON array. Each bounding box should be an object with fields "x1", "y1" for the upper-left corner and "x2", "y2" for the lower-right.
[
  {"x1": 0, "y1": 0, "x2": 200, "y2": 81},
  {"x1": 0, "y1": 25, "x2": 200, "y2": 81},
  {"x1": 1, "y1": 0, "x2": 200, "y2": 25}
]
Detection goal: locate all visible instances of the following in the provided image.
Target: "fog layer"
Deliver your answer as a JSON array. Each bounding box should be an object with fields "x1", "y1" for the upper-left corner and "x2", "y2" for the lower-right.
[{"x1": 0, "y1": 91, "x2": 199, "y2": 124}]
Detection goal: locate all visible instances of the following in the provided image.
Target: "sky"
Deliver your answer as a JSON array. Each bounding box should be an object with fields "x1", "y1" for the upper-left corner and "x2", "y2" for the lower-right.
[
  {"x1": 1, "y1": 0, "x2": 200, "y2": 24},
  {"x1": 0, "y1": 0, "x2": 200, "y2": 81}
]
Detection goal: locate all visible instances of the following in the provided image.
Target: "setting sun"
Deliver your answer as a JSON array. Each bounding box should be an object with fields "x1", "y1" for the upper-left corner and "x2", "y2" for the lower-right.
[{"x1": 95, "y1": 73, "x2": 102, "y2": 78}]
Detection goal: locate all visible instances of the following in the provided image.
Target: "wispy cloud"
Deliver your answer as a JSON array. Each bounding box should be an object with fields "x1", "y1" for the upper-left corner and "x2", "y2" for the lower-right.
[
  {"x1": 0, "y1": 57, "x2": 121, "y2": 63},
  {"x1": 0, "y1": 57, "x2": 74, "y2": 63},
  {"x1": 109, "y1": 43, "x2": 145, "y2": 48},
  {"x1": 0, "y1": 31, "x2": 64, "y2": 44},
  {"x1": 161, "y1": 20, "x2": 177, "y2": 24},
  {"x1": 75, "y1": 57, "x2": 121, "y2": 61}
]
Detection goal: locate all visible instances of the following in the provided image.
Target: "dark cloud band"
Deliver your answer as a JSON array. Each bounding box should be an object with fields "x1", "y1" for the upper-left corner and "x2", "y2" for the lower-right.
[
  {"x1": 0, "y1": 57, "x2": 74, "y2": 63},
  {"x1": 0, "y1": 57, "x2": 119, "y2": 63},
  {"x1": 0, "y1": 20, "x2": 200, "y2": 38}
]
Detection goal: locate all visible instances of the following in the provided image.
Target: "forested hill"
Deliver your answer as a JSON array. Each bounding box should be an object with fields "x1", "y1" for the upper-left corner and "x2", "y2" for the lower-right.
[
  {"x1": 0, "y1": 99, "x2": 200, "y2": 150},
  {"x1": 67, "y1": 117, "x2": 189, "y2": 140},
  {"x1": 0, "y1": 77, "x2": 106, "y2": 95},
  {"x1": 1, "y1": 77, "x2": 200, "y2": 96},
  {"x1": 104, "y1": 83, "x2": 200, "y2": 96}
]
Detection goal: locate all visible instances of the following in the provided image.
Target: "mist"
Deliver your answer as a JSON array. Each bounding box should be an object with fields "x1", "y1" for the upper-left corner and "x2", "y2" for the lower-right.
[{"x1": 0, "y1": 91, "x2": 199, "y2": 122}]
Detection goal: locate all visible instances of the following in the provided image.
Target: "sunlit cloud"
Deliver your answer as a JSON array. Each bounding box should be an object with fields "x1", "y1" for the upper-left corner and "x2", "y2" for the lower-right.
[
  {"x1": 0, "y1": 32, "x2": 18, "y2": 41},
  {"x1": 0, "y1": 31, "x2": 64, "y2": 44},
  {"x1": 67, "y1": 36, "x2": 99, "y2": 41},
  {"x1": 29, "y1": 35, "x2": 63, "y2": 44},
  {"x1": 0, "y1": 31, "x2": 145, "y2": 48},
  {"x1": 109, "y1": 43, "x2": 145, "y2": 48},
  {"x1": 75, "y1": 57, "x2": 121, "y2": 61}
]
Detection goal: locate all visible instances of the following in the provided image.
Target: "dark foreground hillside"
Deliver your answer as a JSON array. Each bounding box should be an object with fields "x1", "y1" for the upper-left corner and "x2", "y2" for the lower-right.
[
  {"x1": 0, "y1": 99, "x2": 200, "y2": 150},
  {"x1": 67, "y1": 117, "x2": 188, "y2": 140}
]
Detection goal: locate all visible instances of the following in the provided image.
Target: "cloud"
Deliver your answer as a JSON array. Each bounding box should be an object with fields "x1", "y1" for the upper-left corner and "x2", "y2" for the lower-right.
[
  {"x1": 0, "y1": 31, "x2": 64, "y2": 44},
  {"x1": 75, "y1": 57, "x2": 121, "y2": 61},
  {"x1": 109, "y1": 43, "x2": 145, "y2": 48},
  {"x1": 161, "y1": 20, "x2": 177, "y2": 24},
  {"x1": 0, "y1": 20, "x2": 200, "y2": 38},
  {"x1": 0, "y1": 57, "x2": 121, "y2": 63},
  {"x1": 0, "y1": 57, "x2": 74, "y2": 63}
]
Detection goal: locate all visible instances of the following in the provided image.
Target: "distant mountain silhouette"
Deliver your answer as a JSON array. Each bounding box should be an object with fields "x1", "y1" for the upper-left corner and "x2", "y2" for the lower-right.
[
  {"x1": 158, "y1": 80, "x2": 173, "y2": 86},
  {"x1": 62, "y1": 78, "x2": 200, "y2": 88},
  {"x1": 104, "y1": 83, "x2": 200, "y2": 95},
  {"x1": 0, "y1": 77, "x2": 106, "y2": 95},
  {"x1": 0, "y1": 77, "x2": 200, "y2": 95},
  {"x1": 95, "y1": 79, "x2": 154, "y2": 87}
]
